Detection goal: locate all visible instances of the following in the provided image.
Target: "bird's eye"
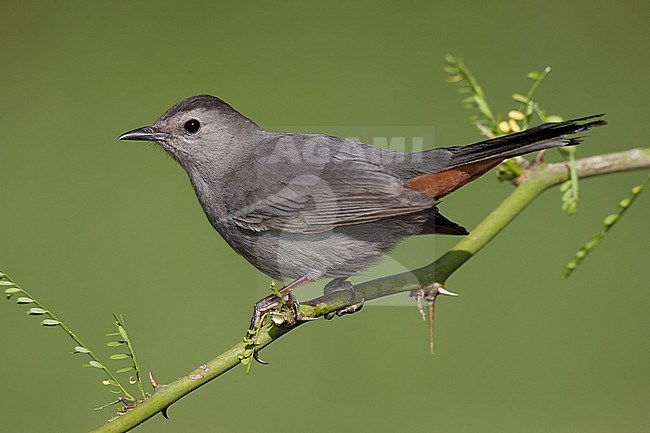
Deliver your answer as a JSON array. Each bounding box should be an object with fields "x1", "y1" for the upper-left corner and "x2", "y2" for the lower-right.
[{"x1": 184, "y1": 119, "x2": 201, "y2": 133}]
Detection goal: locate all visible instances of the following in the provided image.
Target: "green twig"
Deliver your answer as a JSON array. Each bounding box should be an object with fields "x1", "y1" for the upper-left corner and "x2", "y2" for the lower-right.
[
  {"x1": 110, "y1": 315, "x2": 147, "y2": 399},
  {"x1": 564, "y1": 173, "x2": 649, "y2": 276},
  {"x1": 444, "y1": 54, "x2": 497, "y2": 129},
  {"x1": 559, "y1": 147, "x2": 580, "y2": 214},
  {"x1": 1, "y1": 273, "x2": 136, "y2": 402}
]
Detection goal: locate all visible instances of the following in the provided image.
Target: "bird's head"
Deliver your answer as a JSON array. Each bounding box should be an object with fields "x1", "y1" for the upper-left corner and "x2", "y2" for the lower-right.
[{"x1": 118, "y1": 94, "x2": 258, "y2": 169}]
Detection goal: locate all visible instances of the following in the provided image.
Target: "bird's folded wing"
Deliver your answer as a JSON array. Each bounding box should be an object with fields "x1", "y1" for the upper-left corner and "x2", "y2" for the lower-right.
[{"x1": 231, "y1": 146, "x2": 434, "y2": 234}]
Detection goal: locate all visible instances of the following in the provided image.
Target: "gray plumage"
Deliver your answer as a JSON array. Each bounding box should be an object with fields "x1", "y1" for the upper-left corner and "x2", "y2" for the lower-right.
[{"x1": 119, "y1": 95, "x2": 605, "y2": 283}]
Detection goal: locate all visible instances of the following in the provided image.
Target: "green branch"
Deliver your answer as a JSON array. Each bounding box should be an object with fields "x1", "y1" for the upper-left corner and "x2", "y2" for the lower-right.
[{"x1": 86, "y1": 147, "x2": 650, "y2": 433}]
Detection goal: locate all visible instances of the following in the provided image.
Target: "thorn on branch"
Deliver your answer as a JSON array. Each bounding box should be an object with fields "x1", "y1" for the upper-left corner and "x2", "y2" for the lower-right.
[
  {"x1": 253, "y1": 351, "x2": 269, "y2": 365},
  {"x1": 410, "y1": 283, "x2": 459, "y2": 354},
  {"x1": 148, "y1": 371, "x2": 161, "y2": 391}
]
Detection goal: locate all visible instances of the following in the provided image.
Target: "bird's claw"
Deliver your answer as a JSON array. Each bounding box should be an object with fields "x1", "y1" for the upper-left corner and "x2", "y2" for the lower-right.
[
  {"x1": 324, "y1": 297, "x2": 365, "y2": 320},
  {"x1": 248, "y1": 287, "x2": 302, "y2": 332},
  {"x1": 322, "y1": 278, "x2": 364, "y2": 320}
]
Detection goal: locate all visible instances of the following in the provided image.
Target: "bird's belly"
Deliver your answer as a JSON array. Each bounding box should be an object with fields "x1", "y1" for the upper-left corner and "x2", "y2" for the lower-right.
[
  {"x1": 232, "y1": 229, "x2": 378, "y2": 281},
  {"x1": 217, "y1": 219, "x2": 423, "y2": 282}
]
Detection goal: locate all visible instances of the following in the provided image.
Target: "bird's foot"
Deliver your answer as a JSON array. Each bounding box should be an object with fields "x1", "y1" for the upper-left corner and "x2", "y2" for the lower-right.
[
  {"x1": 242, "y1": 278, "x2": 316, "y2": 370},
  {"x1": 410, "y1": 282, "x2": 459, "y2": 354},
  {"x1": 242, "y1": 278, "x2": 313, "y2": 370},
  {"x1": 247, "y1": 277, "x2": 313, "y2": 331},
  {"x1": 323, "y1": 279, "x2": 365, "y2": 320}
]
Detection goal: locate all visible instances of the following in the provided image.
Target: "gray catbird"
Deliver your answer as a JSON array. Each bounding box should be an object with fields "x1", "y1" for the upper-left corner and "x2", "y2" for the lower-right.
[{"x1": 119, "y1": 95, "x2": 605, "y2": 318}]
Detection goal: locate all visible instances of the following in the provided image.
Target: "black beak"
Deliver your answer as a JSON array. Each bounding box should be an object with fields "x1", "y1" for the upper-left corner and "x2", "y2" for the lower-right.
[{"x1": 118, "y1": 126, "x2": 167, "y2": 142}]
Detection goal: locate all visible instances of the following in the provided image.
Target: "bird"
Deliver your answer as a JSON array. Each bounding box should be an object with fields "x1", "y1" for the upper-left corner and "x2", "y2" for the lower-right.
[{"x1": 119, "y1": 94, "x2": 605, "y2": 320}]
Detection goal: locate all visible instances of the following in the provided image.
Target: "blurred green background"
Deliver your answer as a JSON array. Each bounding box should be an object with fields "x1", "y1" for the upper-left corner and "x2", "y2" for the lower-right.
[{"x1": 1, "y1": 1, "x2": 648, "y2": 432}]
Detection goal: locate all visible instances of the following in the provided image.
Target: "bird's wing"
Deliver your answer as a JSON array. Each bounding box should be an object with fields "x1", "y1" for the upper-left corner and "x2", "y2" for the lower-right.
[{"x1": 230, "y1": 135, "x2": 435, "y2": 234}]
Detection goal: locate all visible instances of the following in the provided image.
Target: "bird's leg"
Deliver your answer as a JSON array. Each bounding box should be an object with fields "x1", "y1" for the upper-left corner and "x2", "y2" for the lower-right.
[
  {"x1": 323, "y1": 278, "x2": 365, "y2": 320},
  {"x1": 241, "y1": 276, "x2": 314, "y2": 370},
  {"x1": 248, "y1": 276, "x2": 310, "y2": 332}
]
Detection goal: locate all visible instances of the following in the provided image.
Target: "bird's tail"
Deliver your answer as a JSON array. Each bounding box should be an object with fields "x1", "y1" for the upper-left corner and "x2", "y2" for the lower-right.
[
  {"x1": 446, "y1": 114, "x2": 607, "y2": 168},
  {"x1": 405, "y1": 114, "x2": 607, "y2": 199}
]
